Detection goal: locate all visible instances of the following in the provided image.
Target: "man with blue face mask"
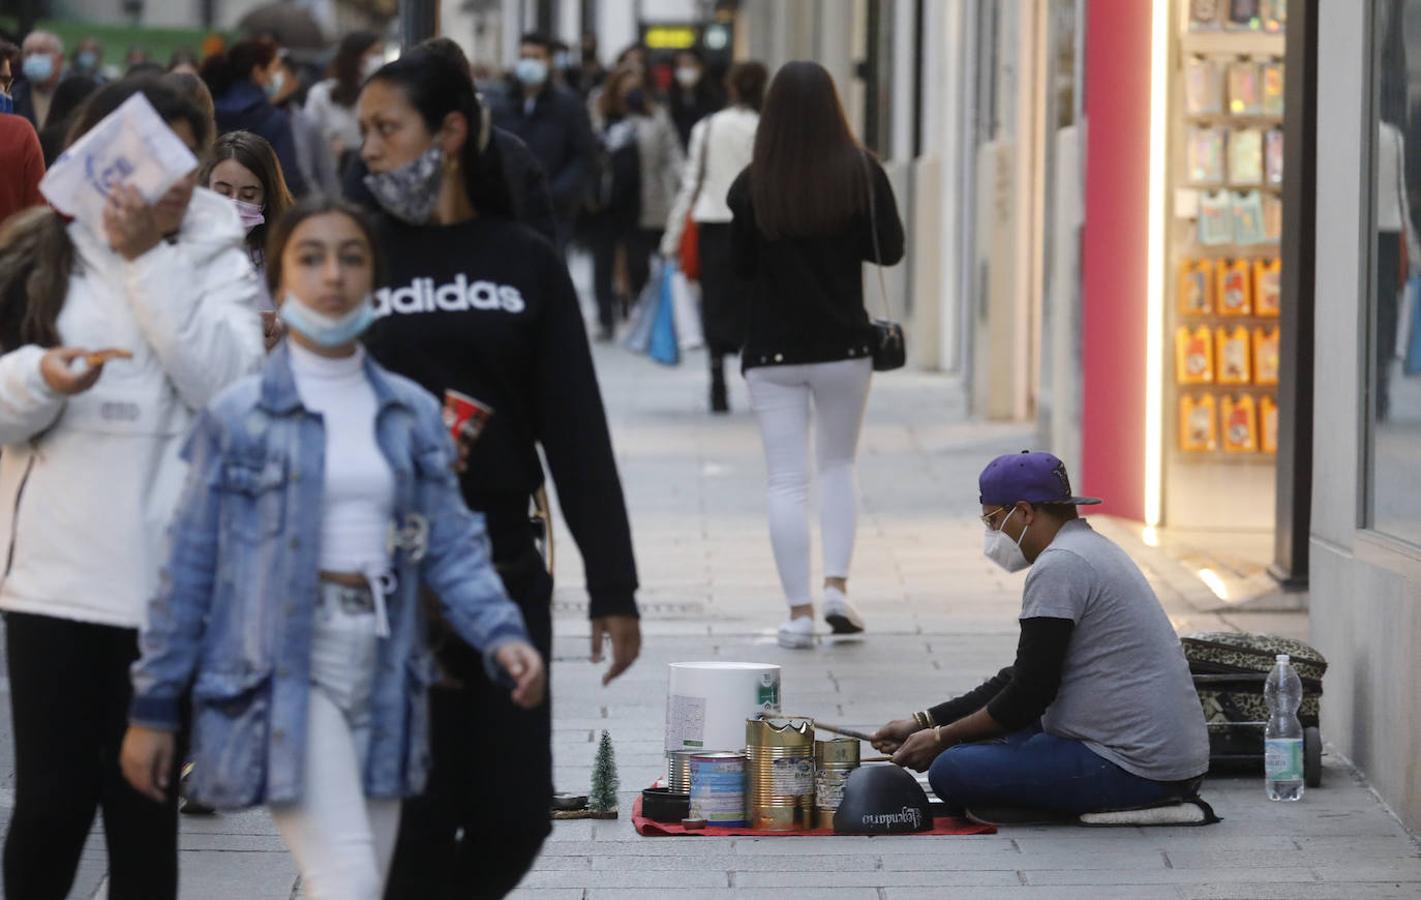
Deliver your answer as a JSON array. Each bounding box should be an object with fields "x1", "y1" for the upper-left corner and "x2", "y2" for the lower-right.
[
  {"x1": 870, "y1": 451, "x2": 1210, "y2": 822},
  {"x1": 490, "y1": 31, "x2": 597, "y2": 247},
  {"x1": 13, "y1": 31, "x2": 64, "y2": 128}
]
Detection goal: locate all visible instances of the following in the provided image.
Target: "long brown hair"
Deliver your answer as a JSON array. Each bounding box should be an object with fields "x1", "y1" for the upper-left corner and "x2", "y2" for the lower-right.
[
  {"x1": 749, "y1": 61, "x2": 869, "y2": 240},
  {"x1": 330, "y1": 31, "x2": 381, "y2": 107},
  {"x1": 0, "y1": 208, "x2": 73, "y2": 351},
  {"x1": 597, "y1": 65, "x2": 645, "y2": 122},
  {"x1": 200, "y1": 130, "x2": 296, "y2": 257}
]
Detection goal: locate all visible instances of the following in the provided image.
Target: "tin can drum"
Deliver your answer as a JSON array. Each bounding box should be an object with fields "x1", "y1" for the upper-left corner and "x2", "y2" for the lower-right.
[
  {"x1": 814, "y1": 737, "x2": 861, "y2": 828},
  {"x1": 688, "y1": 752, "x2": 747, "y2": 827},
  {"x1": 667, "y1": 749, "x2": 699, "y2": 794},
  {"x1": 745, "y1": 717, "x2": 815, "y2": 831}
]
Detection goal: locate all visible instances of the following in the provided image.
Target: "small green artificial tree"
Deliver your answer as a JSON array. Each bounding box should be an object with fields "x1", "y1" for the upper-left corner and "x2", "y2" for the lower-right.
[{"x1": 589, "y1": 729, "x2": 620, "y2": 815}]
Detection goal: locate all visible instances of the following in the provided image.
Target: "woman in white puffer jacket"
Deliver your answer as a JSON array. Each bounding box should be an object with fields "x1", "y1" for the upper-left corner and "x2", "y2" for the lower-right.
[{"x1": 0, "y1": 78, "x2": 263, "y2": 899}]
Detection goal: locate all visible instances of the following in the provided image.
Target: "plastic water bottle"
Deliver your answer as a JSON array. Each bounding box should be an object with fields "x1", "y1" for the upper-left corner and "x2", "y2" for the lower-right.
[{"x1": 1264, "y1": 653, "x2": 1304, "y2": 801}]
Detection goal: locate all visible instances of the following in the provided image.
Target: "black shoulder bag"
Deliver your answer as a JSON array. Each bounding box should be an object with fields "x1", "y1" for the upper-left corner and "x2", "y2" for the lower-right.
[{"x1": 862, "y1": 153, "x2": 906, "y2": 372}]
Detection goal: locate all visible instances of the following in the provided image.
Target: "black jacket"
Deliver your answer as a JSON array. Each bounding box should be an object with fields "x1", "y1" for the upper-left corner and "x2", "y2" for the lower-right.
[
  {"x1": 728, "y1": 158, "x2": 905, "y2": 370},
  {"x1": 490, "y1": 83, "x2": 597, "y2": 223},
  {"x1": 342, "y1": 127, "x2": 558, "y2": 245},
  {"x1": 213, "y1": 81, "x2": 309, "y2": 197},
  {"x1": 10, "y1": 77, "x2": 39, "y2": 129}
]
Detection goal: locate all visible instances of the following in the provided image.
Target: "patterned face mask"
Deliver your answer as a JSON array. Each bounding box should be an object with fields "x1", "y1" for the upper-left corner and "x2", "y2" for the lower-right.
[{"x1": 362, "y1": 144, "x2": 445, "y2": 226}]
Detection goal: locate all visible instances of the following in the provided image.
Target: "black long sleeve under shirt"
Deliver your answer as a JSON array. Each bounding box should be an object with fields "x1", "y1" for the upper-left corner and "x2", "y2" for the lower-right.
[
  {"x1": 364, "y1": 215, "x2": 638, "y2": 619},
  {"x1": 928, "y1": 617, "x2": 1076, "y2": 732}
]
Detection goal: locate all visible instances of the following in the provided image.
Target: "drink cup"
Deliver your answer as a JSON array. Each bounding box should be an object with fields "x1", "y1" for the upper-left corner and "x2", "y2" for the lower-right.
[{"x1": 443, "y1": 389, "x2": 494, "y2": 445}]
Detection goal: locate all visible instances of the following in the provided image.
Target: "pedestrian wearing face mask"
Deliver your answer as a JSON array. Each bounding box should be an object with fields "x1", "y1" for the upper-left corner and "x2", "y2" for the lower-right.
[
  {"x1": 667, "y1": 49, "x2": 723, "y2": 151},
  {"x1": 70, "y1": 37, "x2": 106, "y2": 83},
  {"x1": 0, "y1": 41, "x2": 16, "y2": 116},
  {"x1": 588, "y1": 64, "x2": 684, "y2": 342},
  {"x1": 202, "y1": 39, "x2": 310, "y2": 197},
  {"x1": 490, "y1": 31, "x2": 598, "y2": 246},
  {"x1": 870, "y1": 452, "x2": 1210, "y2": 820},
  {"x1": 307, "y1": 31, "x2": 385, "y2": 176},
  {"x1": 661, "y1": 61, "x2": 768, "y2": 413},
  {"x1": 341, "y1": 38, "x2": 558, "y2": 246},
  {"x1": 356, "y1": 51, "x2": 640, "y2": 900},
  {"x1": 0, "y1": 40, "x2": 44, "y2": 226},
  {"x1": 121, "y1": 196, "x2": 543, "y2": 900},
  {"x1": 201, "y1": 131, "x2": 295, "y2": 349},
  {"x1": 0, "y1": 77, "x2": 264, "y2": 900},
  {"x1": 12, "y1": 30, "x2": 65, "y2": 128}
]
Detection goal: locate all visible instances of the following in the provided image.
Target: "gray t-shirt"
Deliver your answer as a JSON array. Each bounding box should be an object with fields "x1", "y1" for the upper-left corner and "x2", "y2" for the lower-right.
[{"x1": 1021, "y1": 519, "x2": 1209, "y2": 781}]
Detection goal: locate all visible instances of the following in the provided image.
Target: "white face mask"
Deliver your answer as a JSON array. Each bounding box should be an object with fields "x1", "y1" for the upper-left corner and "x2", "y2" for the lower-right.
[
  {"x1": 675, "y1": 66, "x2": 700, "y2": 89},
  {"x1": 983, "y1": 508, "x2": 1030, "y2": 573}
]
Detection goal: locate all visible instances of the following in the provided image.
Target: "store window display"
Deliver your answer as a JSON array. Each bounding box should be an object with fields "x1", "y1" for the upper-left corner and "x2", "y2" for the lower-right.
[{"x1": 1366, "y1": 0, "x2": 1421, "y2": 547}]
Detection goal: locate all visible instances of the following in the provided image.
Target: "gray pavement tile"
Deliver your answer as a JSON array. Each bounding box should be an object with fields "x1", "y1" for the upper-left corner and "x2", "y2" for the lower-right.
[
  {"x1": 883, "y1": 889, "x2": 1182, "y2": 900},
  {"x1": 175, "y1": 849, "x2": 297, "y2": 900},
  {"x1": 1010, "y1": 833, "x2": 1296, "y2": 852},
  {"x1": 1180, "y1": 885, "x2": 1421, "y2": 899},
  {"x1": 519, "y1": 867, "x2": 730, "y2": 888},
  {"x1": 178, "y1": 833, "x2": 289, "y2": 853},
  {"x1": 1311, "y1": 862, "x2": 1421, "y2": 882},
  {"x1": 1023, "y1": 865, "x2": 1318, "y2": 886},
  {"x1": 586, "y1": 891, "x2": 881, "y2": 900},
  {"x1": 731, "y1": 834, "x2": 1014, "y2": 855},
  {"x1": 734, "y1": 869, "x2": 1024, "y2": 887},
  {"x1": 69, "y1": 859, "x2": 108, "y2": 900}
]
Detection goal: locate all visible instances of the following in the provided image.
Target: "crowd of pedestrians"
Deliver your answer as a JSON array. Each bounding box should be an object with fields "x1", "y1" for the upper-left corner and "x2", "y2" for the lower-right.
[{"x1": 0, "y1": 20, "x2": 913, "y2": 900}]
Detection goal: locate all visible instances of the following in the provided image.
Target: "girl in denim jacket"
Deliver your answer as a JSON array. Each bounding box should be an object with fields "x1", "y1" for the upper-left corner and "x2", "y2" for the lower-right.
[{"x1": 121, "y1": 197, "x2": 545, "y2": 900}]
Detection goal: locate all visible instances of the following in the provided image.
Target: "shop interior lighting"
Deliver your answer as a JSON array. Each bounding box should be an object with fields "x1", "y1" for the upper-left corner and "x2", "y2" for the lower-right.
[{"x1": 1143, "y1": 0, "x2": 1171, "y2": 528}]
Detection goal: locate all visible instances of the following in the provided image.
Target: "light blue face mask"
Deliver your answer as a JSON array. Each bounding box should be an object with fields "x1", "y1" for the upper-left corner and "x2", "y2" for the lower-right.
[
  {"x1": 515, "y1": 58, "x2": 548, "y2": 87},
  {"x1": 279, "y1": 295, "x2": 376, "y2": 348},
  {"x1": 22, "y1": 54, "x2": 54, "y2": 84}
]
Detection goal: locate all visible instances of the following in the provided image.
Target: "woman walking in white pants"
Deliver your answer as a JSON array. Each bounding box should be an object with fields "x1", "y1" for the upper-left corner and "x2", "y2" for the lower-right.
[{"x1": 727, "y1": 61, "x2": 905, "y2": 649}]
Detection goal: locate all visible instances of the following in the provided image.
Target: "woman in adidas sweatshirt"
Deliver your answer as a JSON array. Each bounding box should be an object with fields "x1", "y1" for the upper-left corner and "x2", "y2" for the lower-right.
[
  {"x1": 0, "y1": 79, "x2": 263, "y2": 898},
  {"x1": 355, "y1": 51, "x2": 641, "y2": 898}
]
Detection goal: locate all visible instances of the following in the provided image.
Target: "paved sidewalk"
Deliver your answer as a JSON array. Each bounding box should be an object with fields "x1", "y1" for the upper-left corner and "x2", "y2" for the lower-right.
[{"x1": 1, "y1": 344, "x2": 1417, "y2": 899}]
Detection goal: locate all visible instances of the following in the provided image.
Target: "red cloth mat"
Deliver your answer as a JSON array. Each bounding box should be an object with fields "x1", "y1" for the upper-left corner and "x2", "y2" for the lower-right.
[{"x1": 631, "y1": 797, "x2": 995, "y2": 837}]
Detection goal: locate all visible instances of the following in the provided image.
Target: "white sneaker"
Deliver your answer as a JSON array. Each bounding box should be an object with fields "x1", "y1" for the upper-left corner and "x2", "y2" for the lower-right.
[
  {"x1": 822, "y1": 587, "x2": 866, "y2": 634},
  {"x1": 777, "y1": 615, "x2": 815, "y2": 649}
]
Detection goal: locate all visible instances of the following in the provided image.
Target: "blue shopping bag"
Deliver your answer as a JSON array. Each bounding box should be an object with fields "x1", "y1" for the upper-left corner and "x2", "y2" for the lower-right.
[{"x1": 648, "y1": 262, "x2": 680, "y2": 367}]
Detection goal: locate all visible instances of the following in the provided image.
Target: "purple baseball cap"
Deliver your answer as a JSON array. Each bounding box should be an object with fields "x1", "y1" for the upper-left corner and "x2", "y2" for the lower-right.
[{"x1": 979, "y1": 451, "x2": 1102, "y2": 508}]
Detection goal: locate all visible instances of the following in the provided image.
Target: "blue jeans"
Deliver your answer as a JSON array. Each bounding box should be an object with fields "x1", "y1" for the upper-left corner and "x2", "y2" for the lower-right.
[{"x1": 927, "y1": 724, "x2": 1194, "y2": 815}]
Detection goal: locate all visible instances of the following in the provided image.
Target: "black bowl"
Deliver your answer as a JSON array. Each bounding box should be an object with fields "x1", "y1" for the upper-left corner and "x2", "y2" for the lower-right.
[{"x1": 641, "y1": 787, "x2": 690, "y2": 823}]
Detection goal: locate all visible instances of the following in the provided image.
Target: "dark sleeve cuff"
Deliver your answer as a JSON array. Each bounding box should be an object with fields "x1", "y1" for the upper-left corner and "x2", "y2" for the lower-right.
[
  {"x1": 588, "y1": 588, "x2": 640, "y2": 620},
  {"x1": 129, "y1": 694, "x2": 182, "y2": 731}
]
